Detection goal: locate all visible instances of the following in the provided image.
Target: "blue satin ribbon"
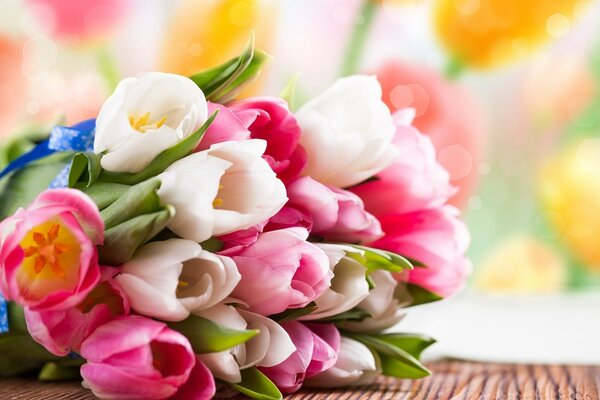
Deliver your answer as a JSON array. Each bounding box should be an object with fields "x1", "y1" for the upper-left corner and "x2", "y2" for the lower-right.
[
  {"x1": 0, "y1": 295, "x2": 7, "y2": 334},
  {"x1": 0, "y1": 119, "x2": 96, "y2": 188}
]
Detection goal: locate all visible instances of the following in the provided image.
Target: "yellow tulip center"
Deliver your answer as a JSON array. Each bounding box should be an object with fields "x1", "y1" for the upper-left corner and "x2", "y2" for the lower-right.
[
  {"x1": 17, "y1": 219, "x2": 81, "y2": 300},
  {"x1": 129, "y1": 112, "x2": 168, "y2": 133},
  {"x1": 212, "y1": 184, "x2": 225, "y2": 208}
]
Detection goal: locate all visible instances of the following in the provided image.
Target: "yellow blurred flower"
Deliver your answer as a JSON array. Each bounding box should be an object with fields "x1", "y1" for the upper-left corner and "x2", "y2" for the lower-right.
[
  {"x1": 158, "y1": 0, "x2": 278, "y2": 95},
  {"x1": 475, "y1": 235, "x2": 567, "y2": 293},
  {"x1": 540, "y1": 139, "x2": 600, "y2": 271},
  {"x1": 433, "y1": 0, "x2": 587, "y2": 68}
]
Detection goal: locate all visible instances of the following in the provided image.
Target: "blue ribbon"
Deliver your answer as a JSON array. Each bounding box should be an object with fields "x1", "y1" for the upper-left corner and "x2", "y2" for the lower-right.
[
  {"x1": 0, "y1": 295, "x2": 7, "y2": 334},
  {"x1": 0, "y1": 119, "x2": 96, "y2": 188}
]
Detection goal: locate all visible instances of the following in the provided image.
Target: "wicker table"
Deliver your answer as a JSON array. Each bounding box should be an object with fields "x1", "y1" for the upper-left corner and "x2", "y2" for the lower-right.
[{"x1": 1, "y1": 360, "x2": 599, "y2": 399}]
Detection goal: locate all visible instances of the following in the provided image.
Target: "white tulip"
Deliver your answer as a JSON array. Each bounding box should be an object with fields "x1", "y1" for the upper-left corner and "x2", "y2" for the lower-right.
[
  {"x1": 296, "y1": 75, "x2": 399, "y2": 188},
  {"x1": 157, "y1": 139, "x2": 287, "y2": 242},
  {"x1": 305, "y1": 337, "x2": 380, "y2": 388},
  {"x1": 299, "y1": 244, "x2": 369, "y2": 321},
  {"x1": 115, "y1": 239, "x2": 240, "y2": 321},
  {"x1": 195, "y1": 304, "x2": 295, "y2": 383},
  {"x1": 94, "y1": 72, "x2": 208, "y2": 173},
  {"x1": 340, "y1": 270, "x2": 411, "y2": 333}
]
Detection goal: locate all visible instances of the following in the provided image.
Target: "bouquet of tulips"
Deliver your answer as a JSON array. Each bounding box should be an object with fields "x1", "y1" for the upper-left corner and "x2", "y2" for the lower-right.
[{"x1": 0, "y1": 41, "x2": 470, "y2": 400}]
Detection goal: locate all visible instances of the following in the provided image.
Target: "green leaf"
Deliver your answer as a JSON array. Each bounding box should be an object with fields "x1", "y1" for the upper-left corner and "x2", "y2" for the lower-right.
[
  {"x1": 0, "y1": 333, "x2": 59, "y2": 377},
  {"x1": 68, "y1": 152, "x2": 102, "y2": 187},
  {"x1": 100, "y1": 178, "x2": 162, "y2": 230},
  {"x1": 279, "y1": 73, "x2": 300, "y2": 111},
  {"x1": 373, "y1": 333, "x2": 436, "y2": 359},
  {"x1": 270, "y1": 302, "x2": 318, "y2": 322},
  {"x1": 200, "y1": 237, "x2": 224, "y2": 253},
  {"x1": 168, "y1": 315, "x2": 258, "y2": 354},
  {"x1": 0, "y1": 153, "x2": 73, "y2": 219},
  {"x1": 98, "y1": 112, "x2": 217, "y2": 185},
  {"x1": 227, "y1": 367, "x2": 283, "y2": 400},
  {"x1": 38, "y1": 361, "x2": 84, "y2": 382},
  {"x1": 99, "y1": 205, "x2": 175, "y2": 265},
  {"x1": 212, "y1": 49, "x2": 271, "y2": 103},
  {"x1": 0, "y1": 123, "x2": 53, "y2": 169},
  {"x1": 349, "y1": 245, "x2": 413, "y2": 274},
  {"x1": 407, "y1": 284, "x2": 442, "y2": 307},
  {"x1": 7, "y1": 302, "x2": 27, "y2": 333},
  {"x1": 318, "y1": 308, "x2": 372, "y2": 323},
  {"x1": 345, "y1": 333, "x2": 431, "y2": 379},
  {"x1": 75, "y1": 182, "x2": 130, "y2": 210}
]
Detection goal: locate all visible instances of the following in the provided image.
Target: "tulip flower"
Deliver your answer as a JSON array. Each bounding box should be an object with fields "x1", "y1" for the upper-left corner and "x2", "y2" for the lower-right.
[
  {"x1": 284, "y1": 176, "x2": 339, "y2": 232},
  {"x1": 220, "y1": 227, "x2": 332, "y2": 315},
  {"x1": 260, "y1": 321, "x2": 340, "y2": 394},
  {"x1": 539, "y1": 139, "x2": 600, "y2": 271},
  {"x1": 296, "y1": 75, "x2": 399, "y2": 188},
  {"x1": 371, "y1": 205, "x2": 471, "y2": 297},
  {"x1": 305, "y1": 337, "x2": 379, "y2": 388},
  {"x1": 299, "y1": 244, "x2": 370, "y2": 321},
  {"x1": 340, "y1": 270, "x2": 411, "y2": 333},
  {"x1": 115, "y1": 239, "x2": 240, "y2": 321},
  {"x1": 195, "y1": 304, "x2": 295, "y2": 383},
  {"x1": 25, "y1": 267, "x2": 129, "y2": 356},
  {"x1": 373, "y1": 61, "x2": 483, "y2": 207},
  {"x1": 94, "y1": 72, "x2": 208, "y2": 173},
  {"x1": 0, "y1": 189, "x2": 103, "y2": 311},
  {"x1": 80, "y1": 316, "x2": 213, "y2": 399},
  {"x1": 433, "y1": 0, "x2": 581, "y2": 68},
  {"x1": 158, "y1": 139, "x2": 287, "y2": 242}
]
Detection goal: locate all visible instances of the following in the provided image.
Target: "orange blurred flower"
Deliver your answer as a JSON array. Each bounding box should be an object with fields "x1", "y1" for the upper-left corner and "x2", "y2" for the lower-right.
[
  {"x1": 540, "y1": 139, "x2": 600, "y2": 271},
  {"x1": 159, "y1": 0, "x2": 278, "y2": 95},
  {"x1": 433, "y1": 0, "x2": 585, "y2": 68},
  {"x1": 374, "y1": 60, "x2": 484, "y2": 208}
]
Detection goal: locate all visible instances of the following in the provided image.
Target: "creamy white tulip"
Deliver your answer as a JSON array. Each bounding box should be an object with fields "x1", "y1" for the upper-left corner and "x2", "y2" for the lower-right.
[
  {"x1": 299, "y1": 244, "x2": 369, "y2": 321},
  {"x1": 196, "y1": 304, "x2": 295, "y2": 383},
  {"x1": 296, "y1": 75, "x2": 399, "y2": 188},
  {"x1": 115, "y1": 239, "x2": 240, "y2": 321},
  {"x1": 341, "y1": 270, "x2": 411, "y2": 333},
  {"x1": 305, "y1": 337, "x2": 380, "y2": 388},
  {"x1": 157, "y1": 139, "x2": 287, "y2": 242},
  {"x1": 94, "y1": 72, "x2": 208, "y2": 173}
]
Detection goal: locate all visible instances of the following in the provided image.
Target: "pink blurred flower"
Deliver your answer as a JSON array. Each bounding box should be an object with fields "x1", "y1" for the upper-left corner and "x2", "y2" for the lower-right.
[
  {"x1": 197, "y1": 97, "x2": 306, "y2": 182},
  {"x1": 24, "y1": 267, "x2": 129, "y2": 356},
  {"x1": 374, "y1": 61, "x2": 484, "y2": 208},
  {"x1": 0, "y1": 189, "x2": 103, "y2": 311},
  {"x1": 26, "y1": 0, "x2": 130, "y2": 41},
  {"x1": 0, "y1": 36, "x2": 27, "y2": 139},
  {"x1": 352, "y1": 110, "x2": 455, "y2": 216},
  {"x1": 220, "y1": 227, "x2": 332, "y2": 316},
  {"x1": 260, "y1": 321, "x2": 340, "y2": 394},
  {"x1": 370, "y1": 206, "x2": 471, "y2": 297},
  {"x1": 80, "y1": 315, "x2": 213, "y2": 400}
]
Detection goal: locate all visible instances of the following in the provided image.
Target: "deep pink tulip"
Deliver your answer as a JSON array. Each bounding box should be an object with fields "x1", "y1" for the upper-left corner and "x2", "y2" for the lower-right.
[
  {"x1": 370, "y1": 206, "x2": 471, "y2": 297},
  {"x1": 220, "y1": 228, "x2": 332, "y2": 316},
  {"x1": 260, "y1": 321, "x2": 340, "y2": 394},
  {"x1": 80, "y1": 316, "x2": 213, "y2": 400},
  {"x1": 0, "y1": 189, "x2": 103, "y2": 311},
  {"x1": 24, "y1": 267, "x2": 129, "y2": 356}
]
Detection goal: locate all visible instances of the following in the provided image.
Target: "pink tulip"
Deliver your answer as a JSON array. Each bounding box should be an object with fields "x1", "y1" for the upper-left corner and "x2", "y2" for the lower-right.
[
  {"x1": 284, "y1": 176, "x2": 338, "y2": 232},
  {"x1": 374, "y1": 61, "x2": 484, "y2": 208},
  {"x1": 0, "y1": 189, "x2": 103, "y2": 311},
  {"x1": 370, "y1": 206, "x2": 471, "y2": 297},
  {"x1": 352, "y1": 110, "x2": 455, "y2": 217},
  {"x1": 24, "y1": 267, "x2": 129, "y2": 356},
  {"x1": 260, "y1": 321, "x2": 340, "y2": 394},
  {"x1": 197, "y1": 98, "x2": 306, "y2": 182},
  {"x1": 80, "y1": 316, "x2": 213, "y2": 400},
  {"x1": 220, "y1": 227, "x2": 332, "y2": 316}
]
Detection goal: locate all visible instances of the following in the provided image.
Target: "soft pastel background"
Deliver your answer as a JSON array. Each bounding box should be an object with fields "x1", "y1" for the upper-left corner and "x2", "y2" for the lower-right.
[{"x1": 1, "y1": 0, "x2": 600, "y2": 362}]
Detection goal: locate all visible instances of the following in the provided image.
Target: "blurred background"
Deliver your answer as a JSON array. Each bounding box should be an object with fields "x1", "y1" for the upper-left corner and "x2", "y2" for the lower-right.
[{"x1": 1, "y1": 0, "x2": 600, "y2": 363}]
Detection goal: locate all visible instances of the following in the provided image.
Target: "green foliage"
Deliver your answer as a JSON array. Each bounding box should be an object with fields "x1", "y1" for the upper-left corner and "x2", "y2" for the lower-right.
[
  {"x1": 349, "y1": 245, "x2": 414, "y2": 274},
  {"x1": 227, "y1": 367, "x2": 283, "y2": 400}
]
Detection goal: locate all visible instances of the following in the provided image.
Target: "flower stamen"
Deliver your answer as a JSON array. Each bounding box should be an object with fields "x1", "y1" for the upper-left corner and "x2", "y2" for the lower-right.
[
  {"x1": 129, "y1": 112, "x2": 168, "y2": 133},
  {"x1": 23, "y1": 224, "x2": 71, "y2": 278}
]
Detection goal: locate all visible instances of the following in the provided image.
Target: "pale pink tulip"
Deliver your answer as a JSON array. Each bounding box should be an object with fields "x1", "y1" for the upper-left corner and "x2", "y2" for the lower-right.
[
  {"x1": 0, "y1": 189, "x2": 103, "y2": 311},
  {"x1": 260, "y1": 321, "x2": 340, "y2": 394},
  {"x1": 220, "y1": 227, "x2": 332, "y2": 316}
]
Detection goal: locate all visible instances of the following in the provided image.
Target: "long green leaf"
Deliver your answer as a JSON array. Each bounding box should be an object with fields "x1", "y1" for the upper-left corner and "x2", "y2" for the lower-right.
[
  {"x1": 0, "y1": 334, "x2": 59, "y2": 378},
  {"x1": 407, "y1": 284, "x2": 443, "y2": 307},
  {"x1": 75, "y1": 182, "x2": 130, "y2": 210},
  {"x1": 349, "y1": 245, "x2": 413, "y2": 274},
  {"x1": 99, "y1": 205, "x2": 174, "y2": 265},
  {"x1": 38, "y1": 361, "x2": 84, "y2": 382},
  {"x1": 212, "y1": 49, "x2": 271, "y2": 103},
  {"x1": 100, "y1": 178, "x2": 162, "y2": 230},
  {"x1": 227, "y1": 367, "x2": 283, "y2": 400},
  {"x1": 373, "y1": 333, "x2": 436, "y2": 359},
  {"x1": 270, "y1": 302, "x2": 318, "y2": 322},
  {"x1": 318, "y1": 308, "x2": 372, "y2": 323},
  {"x1": 98, "y1": 112, "x2": 217, "y2": 185},
  {"x1": 168, "y1": 315, "x2": 258, "y2": 354},
  {"x1": 68, "y1": 152, "x2": 102, "y2": 187}
]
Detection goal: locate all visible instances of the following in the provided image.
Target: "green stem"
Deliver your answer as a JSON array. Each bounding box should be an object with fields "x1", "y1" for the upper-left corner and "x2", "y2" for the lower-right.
[{"x1": 339, "y1": 0, "x2": 378, "y2": 77}]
